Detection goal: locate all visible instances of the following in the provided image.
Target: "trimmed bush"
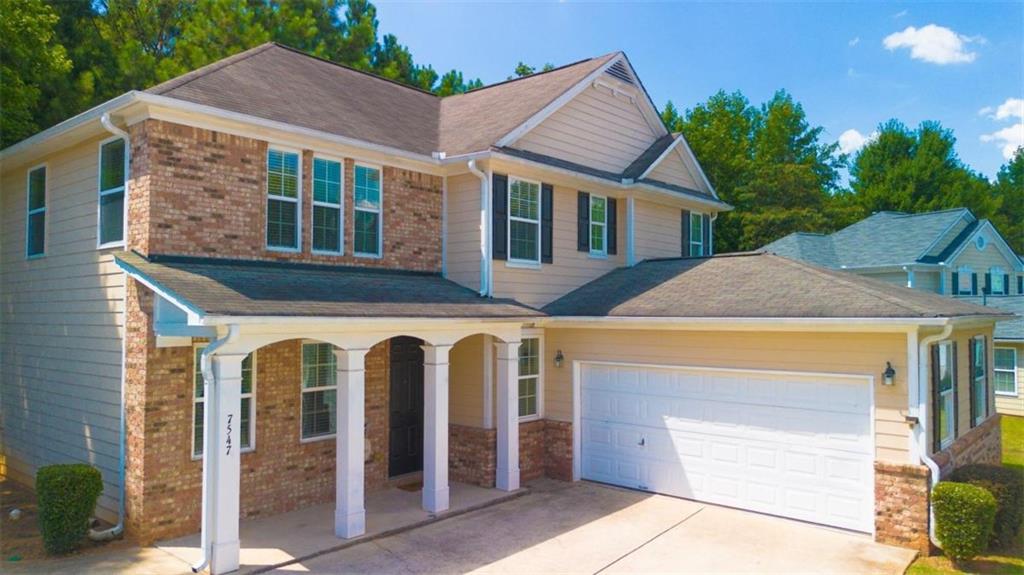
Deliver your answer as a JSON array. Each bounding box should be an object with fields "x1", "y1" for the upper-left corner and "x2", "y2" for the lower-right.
[
  {"x1": 950, "y1": 464, "x2": 1024, "y2": 548},
  {"x1": 35, "y1": 464, "x2": 104, "y2": 555},
  {"x1": 933, "y1": 481, "x2": 997, "y2": 562}
]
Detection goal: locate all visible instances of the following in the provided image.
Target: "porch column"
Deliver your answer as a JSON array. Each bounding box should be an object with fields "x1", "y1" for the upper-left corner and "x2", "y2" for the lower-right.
[
  {"x1": 334, "y1": 347, "x2": 368, "y2": 539},
  {"x1": 495, "y1": 341, "x2": 521, "y2": 491},
  {"x1": 422, "y1": 343, "x2": 453, "y2": 513},
  {"x1": 209, "y1": 352, "x2": 247, "y2": 575}
]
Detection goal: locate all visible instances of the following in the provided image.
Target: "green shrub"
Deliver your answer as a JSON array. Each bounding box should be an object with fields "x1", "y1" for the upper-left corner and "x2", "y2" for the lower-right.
[
  {"x1": 35, "y1": 464, "x2": 104, "y2": 555},
  {"x1": 950, "y1": 464, "x2": 1023, "y2": 548},
  {"x1": 933, "y1": 481, "x2": 997, "y2": 562}
]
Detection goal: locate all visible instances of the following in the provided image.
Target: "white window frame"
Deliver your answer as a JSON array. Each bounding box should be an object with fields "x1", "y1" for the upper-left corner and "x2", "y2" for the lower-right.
[
  {"x1": 507, "y1": 176, "x2": 542, "y2": 266},
  {"x1": 265, "y1": 146, "x2": 303, "y2": 253},
  {"x1": 311, "y1": 154, "x2": 345, "y2": 255},
  {"x1": 689, "y1": 211, "x2": 704, "y2": 257},
  {"x1": 300, "y1": 341, "x2": 338, "y2": 442},
  {"x1": 353, "y1": 162, "x2": 383, "y2": 258},
  {"x1": 26, "y1": 163, "x2": 47, "y2": 259},
  {"x1": 957, "y1": 266, "x2": 974, "y2": 295},
  {"x1": 990, "y1": 267, "x2": 1006, "y2": 295},
  {"x1": 995, "y1": 347, "x2": 1018, "y2": 397},
  {"x1": 936, "y1": 341, "x2": 956, "y2": 449},
  {"x1": 97, "y1": 135, "x2": 129, "y2": 249},
  {"x1": 589, "y1": 194, "x2": 608, "y2": 258},
  {"x1": 971, "y1": 336, "x2": 989, "y2": 426},
  {"x1": 517, "y1": 329, "x2": 544, "y2": 422},
  {"x1": 192, "y1": 345, "x2": 256, "y2": 459}
]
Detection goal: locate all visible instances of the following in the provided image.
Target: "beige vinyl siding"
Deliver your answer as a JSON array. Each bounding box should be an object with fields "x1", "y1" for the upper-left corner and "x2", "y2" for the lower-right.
[
  {"x1": 914, "y1": 271, "x2": 941, "y2": 293},
  {"x1": 634, "y1": 199, "x2": 681, "y2": 261},
  {"x1": 646, "y1": 149, "x2": 700, "y2": 191},
  {"x1": 445, "y1": 173, "x2": 482, "y2": 292},
  {"x1": 492, "y1": 184, "x2": 625, "y2": 309},
  {"x1": 860, "y1": 271, "x2": 910, "y2": 288},
  {"x1": 1, "y1": 136, "x2": 124, "y2": 521},
  {"x1": 449, "y1": 334, "x2": 485, "y2": 427},
  {"x1": 515, "y1": 83, "x2": 660, "y2": 174},
  {"x1": 994, "y1": 342, "x2": 1024, "y2": 417},
  {"x1": 946, "y1": 238, "x2": 1019, "y2": 295},
  {"x1": 543, "y1": 328, "x2": 913, "y2": 464}
]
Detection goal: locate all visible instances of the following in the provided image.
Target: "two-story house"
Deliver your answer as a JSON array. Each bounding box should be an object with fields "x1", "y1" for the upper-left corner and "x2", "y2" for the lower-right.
[
  {"x1": 765, "y1": 209, "x2": 1024, "y2": 416},
  {"x1": 0, "y1": 44, "x2": 1009, "y2": 574}
]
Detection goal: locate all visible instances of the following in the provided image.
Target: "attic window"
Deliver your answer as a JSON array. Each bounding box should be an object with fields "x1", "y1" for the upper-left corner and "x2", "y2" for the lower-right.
[
  {"x1": 975, "y1": 235, "x2": 987, "y2": 250},
  {"x1": 605, "y1": 60, "x2": 635, "y2": 85}
]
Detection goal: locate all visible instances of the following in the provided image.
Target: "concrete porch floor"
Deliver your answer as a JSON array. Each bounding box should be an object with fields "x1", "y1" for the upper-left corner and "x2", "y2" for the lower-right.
[{"x1": 156, "y1": 481, "x2": 522, "y2": 574}]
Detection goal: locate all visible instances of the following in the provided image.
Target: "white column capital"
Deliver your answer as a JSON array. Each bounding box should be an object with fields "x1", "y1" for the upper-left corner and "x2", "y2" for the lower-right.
[
  {"x1": 333, "y1": 347, "x2": 369, "y2": 372},
  {"x1": 494, "y1": 340, "x2": 522, "y2": 360},
  {"x1": 421, "y1": 343, "x2": 453, "y2": 366}
]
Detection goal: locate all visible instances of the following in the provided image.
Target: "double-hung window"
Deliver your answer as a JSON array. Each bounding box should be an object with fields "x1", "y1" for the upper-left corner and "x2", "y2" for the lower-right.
[
  {"x1": 518, "y1": 336, "x2": 541, "y2": 419},
  {"x1": 589, "y1": 195, "x2": 607, "y2": 256},
  {"x1": 995, "y1": 348, "x2": 1018, "y2": 396},
  {"x1": 98, "y1": 138, "x2": 127, "y2": 247},
  {"x1": 193, "y1": 347, "x2": 255, "y2": 457},
  {"x1": 990, "y1": 267, "x2": 1006, "y2": 295},
  {"x1": 508, "y1": 177, "x2": 541, "y2": 263},
  {"x1": 26, "y1": 166, "x2": 46, "y2": 257},
  {"x1": 354, "y1": 165, "x2": 382, "y2": 256},
  {"x1": 971, "y1": 336, "x2": 988, "y2": 426},
  {"x1": 301, "y1": 342, "x2": 337, "y2": 439},
  {"x1": 935, "y1": 342, "x2": 956, "y2": 448},
  {"x1": 312, "y1": 157, "x2": 343, "y2": 253},
  {"x1": 956, "y1": 266, "x2": 974, "y2": 295},
  {"x1": 267, "y1": 148, "x2": 300, "y2": 250},
  {"x1": 689, "y1": 212, "x2": 704, "y2": 256}
]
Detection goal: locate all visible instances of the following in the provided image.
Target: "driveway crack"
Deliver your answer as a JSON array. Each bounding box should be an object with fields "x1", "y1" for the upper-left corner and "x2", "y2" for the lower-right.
[{"x1": 593, "y1": 506, "x2": 704, "y2": 575}]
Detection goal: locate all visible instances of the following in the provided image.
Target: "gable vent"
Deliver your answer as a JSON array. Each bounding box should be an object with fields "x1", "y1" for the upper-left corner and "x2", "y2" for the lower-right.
[{"x1": 605, "y1": 60, "x2": 635, "y2": 85}]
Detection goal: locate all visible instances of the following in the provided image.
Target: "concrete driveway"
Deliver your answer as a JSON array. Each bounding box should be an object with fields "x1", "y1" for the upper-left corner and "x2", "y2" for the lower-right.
[{"x1": 267, "y1": 480, "x2": 917, "y2": 574}]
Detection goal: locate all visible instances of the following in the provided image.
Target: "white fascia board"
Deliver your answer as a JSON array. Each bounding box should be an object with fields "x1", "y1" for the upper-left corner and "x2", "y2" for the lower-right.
[
  {"x1": 943, "y1": 220, "x2": 1024, "y2": 272},
  {"x1": 840, "y1": 263, "x2": 945, "y2": 272},
  {"x1": 674, "y1": 133, "x2": 719, "y2": 200},
  {"x1": 637, "y1": 137, "x2": 684, "y2": 180},
  {"x1": 113, "y1": 256, "x2": 206, "y2": 323},
  {"x1": 636, "y1": 135, "x2": 719, "y2": 202},
  {"x1": 540, "y1": 315, "x2": 965, "y2": 333},
  {"x1": 198, "y1": 315, "x2": 539, "y2": 327}
]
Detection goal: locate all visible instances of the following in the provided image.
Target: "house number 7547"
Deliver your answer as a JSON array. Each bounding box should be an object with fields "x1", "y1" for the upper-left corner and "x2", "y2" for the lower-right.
[{"x1": 225, "y1": 413, "x2": 233, "y2": 455}]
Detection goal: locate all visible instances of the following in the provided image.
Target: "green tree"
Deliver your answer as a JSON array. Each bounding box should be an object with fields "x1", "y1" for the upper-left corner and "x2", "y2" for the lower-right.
[
  {"x1": 0, "y1": 0, "x2": 72, "y2": 147},
  {"x1": 509, "y1": 61, "x2": 554, "y2": 79},
  {"x1": 991, "y1": 148, "x2": 1024, "y2": 253}
]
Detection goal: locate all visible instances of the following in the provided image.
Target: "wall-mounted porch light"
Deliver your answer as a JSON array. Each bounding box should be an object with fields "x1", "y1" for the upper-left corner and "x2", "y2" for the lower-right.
[
  {"x1": 883, "y1": 362, "x2": 896, "y2": 386},
  {"x1": 554, "y1": 349, "x2": 564, "y2": 368}
]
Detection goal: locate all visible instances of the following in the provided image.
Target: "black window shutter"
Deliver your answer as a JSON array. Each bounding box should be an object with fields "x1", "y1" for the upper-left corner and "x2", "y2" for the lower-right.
[
  {"x1": 984, "y1": 273, "x2": 992, "y2": 294},
  {"x1": 969, "y1": 341, "x2": 976, "y2": 428},
  {"x1": 931, "y1": 345, "x2": 941, "y2": 453},
  {"x1": 492, "y1": 173, "x2": 508, "y2": 260},
  {"x1": 577, "y1": 192, "x2": 590, "y2": 252},
  {"x1": 607, "y1": 198, "x2": 618, "y2": 255},
  {"x1": 702, "y1": 214, "x2": 711, "y2": 256},
  {"x1": 681, "y1": 210, "x2": 691, "y2": 256},
  {"x1": 541, "y1": 184, "x2": 553, "y2": 264},
  {"x1": 971, "y1": 273, "x2": 978, "y2": 295},
  {"x1": 951, "y1": 272, "x2": 959, "y2": 294},
  {"x1": 952, "y1": 342, "x2": 959, "y2": 439},
  {"x1": 1019, "y1": 275, "x2": 1023, "y2": 294},
  {"x1": 1003, "y1": 274, "x2": 1010, "y2": 295}
]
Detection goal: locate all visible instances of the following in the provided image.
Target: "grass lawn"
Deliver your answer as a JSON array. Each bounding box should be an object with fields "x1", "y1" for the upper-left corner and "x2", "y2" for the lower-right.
[{"x1": 905, "y1": 415, "x2": 1024, "y2": 575}]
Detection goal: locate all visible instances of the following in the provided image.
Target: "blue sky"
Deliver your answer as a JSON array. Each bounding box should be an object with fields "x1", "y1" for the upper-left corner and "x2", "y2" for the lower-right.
[{"x1": 375, "y1": 1, "x2": 1023, "y2": 180}]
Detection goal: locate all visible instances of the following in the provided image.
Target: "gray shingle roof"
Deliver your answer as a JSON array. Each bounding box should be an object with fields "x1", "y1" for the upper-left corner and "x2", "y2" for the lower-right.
[
  {"x1": 957, "y1": 296, "x2": 1024, "y2": 340},
  {"x1": 621, "y1": 134, "x2": 676, "y2": 180},
  {"x1": 114, "y1": 252, "x2": 542, "y2": 319},
  {"x1": 543, "y1": 252, "x2": 1009, "y2": 319},
  {"x1": 763, "y1": 209, "x2": 972, "y2": 268}
]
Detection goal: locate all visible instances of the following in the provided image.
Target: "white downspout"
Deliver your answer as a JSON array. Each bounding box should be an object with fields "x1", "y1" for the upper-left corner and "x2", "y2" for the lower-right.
[
  {"x1": 89, "y1": 113, "x2": 131, "y2": 542},
  {"x1": 192, "y1": 325, "x2": 241, "y2": 573},
  {"x1": 914, "y1": 321, "x2": 954, "y2": 549},
  {"x1": 709, "y1": 213, "x2": 718, "y2": 256},
  {"x1": 468, "y1": 160, "x2": 490, "y2": 296}
]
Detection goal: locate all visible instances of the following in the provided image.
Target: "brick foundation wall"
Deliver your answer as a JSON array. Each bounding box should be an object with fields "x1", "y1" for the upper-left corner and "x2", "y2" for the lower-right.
[
  {"x1": 130, "y1": 119, "x2": 442, "y2": 271},
  {"x1": 448, "y1": 420, "x2": 575, "y2": 487},
  {"x1": 933, "y1": 414, "x2": 1002, "y2": 475},
  {"x1": 544, "y1": 420, "x2": 573, "y2": 481},
  {"x1": 449, "y1": 424, "x2": 496, "y2": 487},
  {"x1": 875, "y1": 462, "x2": 931, "y2": 553},
  {"x1": 519, "y1": 420, "x2": 546, "y2": 482}
]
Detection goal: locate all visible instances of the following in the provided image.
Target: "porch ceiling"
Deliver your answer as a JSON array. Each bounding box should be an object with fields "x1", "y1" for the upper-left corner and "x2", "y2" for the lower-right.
[{"x1": 115, "y1": 252, "x2": 543, "y2": 320}]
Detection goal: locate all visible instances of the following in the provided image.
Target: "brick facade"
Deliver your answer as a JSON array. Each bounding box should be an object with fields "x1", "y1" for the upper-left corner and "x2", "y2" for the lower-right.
[
  {"x1": 543, "y1": 420, "x2": 574, "y2": 481},
  {"x1": 874, "y1": 462, "x2": 931, "y2": 553},
  {"x1": 449, "y1": 424, "x2": 497, "y2": 487},
  {"x1": 933, "y1": 414, "x2": 1002, "y2": 475}
]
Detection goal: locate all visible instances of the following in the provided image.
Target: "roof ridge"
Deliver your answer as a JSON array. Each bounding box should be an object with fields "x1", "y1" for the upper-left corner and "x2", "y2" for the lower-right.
[
  {"x1": 447, "y1": 52, "x2": 618, "y2": 98},
  {"x1": 893, "y1": 207, "x2": 972, "y2": 219},
  {"x1": 148, "y1": 42, "x2": 278, "y2": 95},
  {"x1": 269, "y1": 42, "x2": 439, "y2": 97}
]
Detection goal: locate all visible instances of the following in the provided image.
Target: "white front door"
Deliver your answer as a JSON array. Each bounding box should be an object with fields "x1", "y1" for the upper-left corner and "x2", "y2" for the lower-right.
[{"x1": 580, "y1": 362, "x2": 874, "y2": 533}]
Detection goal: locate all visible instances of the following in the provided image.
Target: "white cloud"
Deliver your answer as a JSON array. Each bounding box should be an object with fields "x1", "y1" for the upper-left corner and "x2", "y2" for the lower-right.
[
  {"x1": 848, "y1": 36, "x2": 860, "y2": 47},
  {"x1": 883, "y1": 24, "x2": 981, "y2": 65},
  {"x1": 838, "y1": 129, "x2": 876, "y2": 155},
  {"x1": 893, "y1": 9, "x2": 908, "y2": 19},
  {"x1": 978, "y1": 105, "x2": 994, "y2": 117},
  {"x1": 993, "y1": 98, "x2": 1024, "y2": 120},
  {"x1": 981, "y1": 123, "x2": 1024, "y2": 160}
]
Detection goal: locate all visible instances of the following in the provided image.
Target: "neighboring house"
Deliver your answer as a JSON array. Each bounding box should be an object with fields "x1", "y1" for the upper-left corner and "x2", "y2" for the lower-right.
[
  {"x1": 765, "y1": 208, "x2": 1024, "y2": 416},
  {"x1": 960, "y1": 296, "x2": 1024, "y2": 417},
  {"x1": 0, "y1": 44, "x2": 1007, "y2": 573}
]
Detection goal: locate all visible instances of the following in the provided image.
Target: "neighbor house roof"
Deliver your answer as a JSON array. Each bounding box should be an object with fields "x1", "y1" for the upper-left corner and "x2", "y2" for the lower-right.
[
  {"x1": 763, "y1": 209, "x2": 974, "y2": 269},
  {"x1": 957, "y1": 296, "x2": 1024, "y2": 340},
  {"x1": 543, "y1": 252, "x2": 1010, "y2": 319},
  {"x1": 114, "y1": 252, "x2": 542, "y2": 319}
]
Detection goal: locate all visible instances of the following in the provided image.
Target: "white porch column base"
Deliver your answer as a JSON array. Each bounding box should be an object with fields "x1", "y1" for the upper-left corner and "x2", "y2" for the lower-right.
[
  {"x1": 334, "y1": 348, "x2": 368, "y2": 539},
  {"x1": 422, "y1": 344, "x2": 452, "y2": 513},
  {"x1": 209, "y1": 352, "x2": 246, "y2": 575},
  {"x1": 495, "y1": 341, "x2": 521, "y2": 492}
]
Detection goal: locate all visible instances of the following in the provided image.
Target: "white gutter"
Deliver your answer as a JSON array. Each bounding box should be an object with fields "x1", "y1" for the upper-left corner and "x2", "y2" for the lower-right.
[
  {"x1": 88, "y1": 113, "x2": 131, "y2": 543},
  {"x1": 467, "y1": 160, "x2": 490, "y2": 296},
  {"x1": 914, "y1": 322, "x2": 955, "y2": 549},
  {"x1": 192, "y1": 325, "x2": 241, "y2": 574},
  {"x1": 1, "y1": 92, "x2": 137, "y2": 161}
]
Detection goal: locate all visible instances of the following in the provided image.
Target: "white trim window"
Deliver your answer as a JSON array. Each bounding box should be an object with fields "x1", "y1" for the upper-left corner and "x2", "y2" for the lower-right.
[
  {"x1": 353, "y1": 164, "x2": 382, "y2": 257},
  {"x1": 312, "y1": 157, "x2": 344, "y2": 254},
  {"x1": 935, "y1": 342, "x2": 956, "y2": 448},
  {"x1": 301, "y1": 342, "x2": 337, "y2": 440},
  {"x1": 193, "y1": 347, "x2": 256, "y2": 457},
  {"x1": 508, "y1": 177, "x2": 541, "y2": 263},
  {"x1": 689, "y1": 212, "x2": 703, "y2": 257},
  {"x1": 995, "y1": 347, "x2": 1017, "y2": 397},
  {"x1": 957, "y1": 266, "x2": 973, "y2": 295},
  {"x1": 26, "y1": 165, "x2": 46, "y2": 258},
  {"x1": 971, "y1": 336, "x2": 988, "y2": 426},
  {"x1": 589, "y1": 195, "x2": 607, "y2": 256},
  {"x1": 266, "y1": 148, "x2": 301, "y2": 250},
  {"x1": 990, "y1": 267, "x2": 1006, "y2": 295},
  {"x1": 518, "y1": 335, "x2": 543, "y2": 420},
  {"x1": 98, "y1": 137, "x2": 127, "y2": 247}
]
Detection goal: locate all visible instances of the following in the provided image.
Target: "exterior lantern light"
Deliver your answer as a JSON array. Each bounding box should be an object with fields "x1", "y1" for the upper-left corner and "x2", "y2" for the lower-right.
[
  {"x1": 883, "y1": 362, "x2": 896, "y2": 386},
  {"x1": 554, "y1": 349, "x2": 564, "y2": 368}
]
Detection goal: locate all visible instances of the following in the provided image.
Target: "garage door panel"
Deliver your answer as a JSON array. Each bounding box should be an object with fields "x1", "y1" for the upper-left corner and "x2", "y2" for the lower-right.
[{"x1": 580, "y1": 363, "x2": 874, "y2": 533}]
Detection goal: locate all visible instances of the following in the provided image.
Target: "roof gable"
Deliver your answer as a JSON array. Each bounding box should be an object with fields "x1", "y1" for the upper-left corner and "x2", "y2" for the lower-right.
[{"x1": 943, "y1": 220, "x2": 1024, "y2": 271}]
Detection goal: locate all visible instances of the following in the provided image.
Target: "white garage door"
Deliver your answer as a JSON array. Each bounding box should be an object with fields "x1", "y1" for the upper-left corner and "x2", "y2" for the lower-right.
[{"x1": 580, "y1": 362, "x2": 874, "y2": 533}]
